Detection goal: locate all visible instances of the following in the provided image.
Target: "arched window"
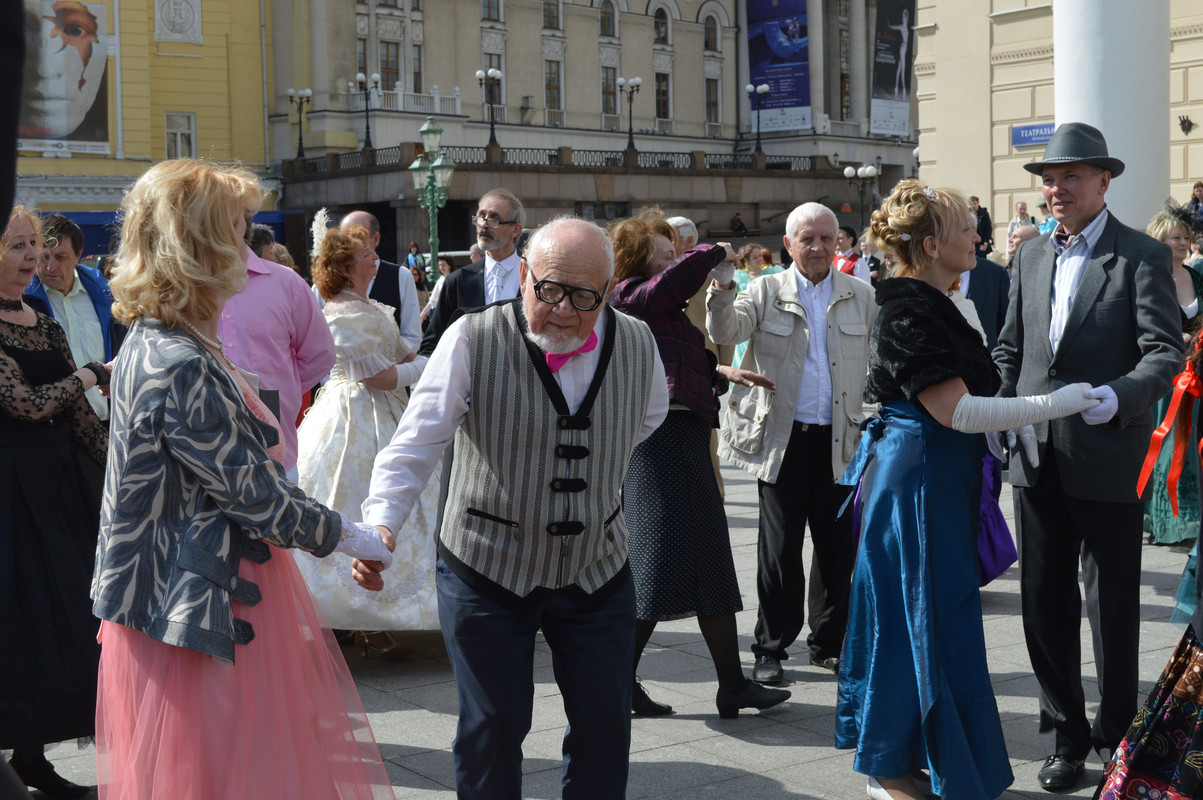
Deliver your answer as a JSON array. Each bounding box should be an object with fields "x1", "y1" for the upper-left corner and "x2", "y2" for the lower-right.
[
  {"x1": 653, "y1": 8, "x2": 669, "y2": 44},
  {"x1": 599, "y1": 0, "x2": 615, "y2": 37},
  {"x1": 704, "y1": 15, "x2": 718, "y2": 51}
]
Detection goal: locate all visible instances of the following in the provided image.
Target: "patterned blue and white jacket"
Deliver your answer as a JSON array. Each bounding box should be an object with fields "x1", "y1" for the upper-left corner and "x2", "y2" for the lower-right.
[{"x1": 91, "y1": 318, "x2": 342, "y2": 664}]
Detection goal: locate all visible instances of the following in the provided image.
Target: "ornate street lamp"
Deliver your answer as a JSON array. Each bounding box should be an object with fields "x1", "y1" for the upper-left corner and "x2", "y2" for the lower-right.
[
  {"x1": 356, "y1": 72, "x2": 380, "y2": 149},
  {"x1": 745, "y1": 82, "x2": 770, "y2": 154},
  {"x1": 844, "y1": 163, "x2": 879, "y2": 230},
  {"x1": 286, "y1": 87, "x2": 313, "y2": 159},
  {"x1": 617, "y1": 76, "x2": 642, "y2": 151},
  {"x1": 408, "y1": 117, "x2": 457, "y2": 270},
  {"x1": 475, "y1": 68, "x2": 503, "y2": 146}
]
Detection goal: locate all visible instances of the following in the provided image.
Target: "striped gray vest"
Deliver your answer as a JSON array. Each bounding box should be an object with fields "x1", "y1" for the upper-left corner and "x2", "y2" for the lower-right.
[{"x1": 442, "y1": 300, "x2": 656, "y2": 597}]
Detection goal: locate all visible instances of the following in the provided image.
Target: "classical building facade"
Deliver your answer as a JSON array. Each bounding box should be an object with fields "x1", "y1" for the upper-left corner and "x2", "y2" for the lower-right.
[{"x1": 914, "y1": 0, "x2": 1203, "y2": 250}]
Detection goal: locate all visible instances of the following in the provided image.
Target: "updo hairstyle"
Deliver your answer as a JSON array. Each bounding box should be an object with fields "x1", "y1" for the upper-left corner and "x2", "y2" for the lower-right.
[
  {"x1": 312, "y1": 225, "x2": 370, "y2": 300},
  {"x1": 870, "y1": 179, "x2": 973, "y2": 279}
]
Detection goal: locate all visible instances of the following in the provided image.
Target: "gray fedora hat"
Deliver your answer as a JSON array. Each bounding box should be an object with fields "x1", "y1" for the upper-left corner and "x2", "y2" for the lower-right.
[{"x1": 1023, "y1": 122, "x2": 1125, "y2": 178}]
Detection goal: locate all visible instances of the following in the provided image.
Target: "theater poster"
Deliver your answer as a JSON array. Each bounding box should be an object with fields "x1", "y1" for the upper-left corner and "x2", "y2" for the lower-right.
[
  {"x1": 869, "y1": 0, "x2": 915, "y2": 136},
  {"x1": 746, "y1": 0, "x2": 811, "y2": 132},
  {"x1": 18, "y1": 0, "x2": 112, "y2": 154}
]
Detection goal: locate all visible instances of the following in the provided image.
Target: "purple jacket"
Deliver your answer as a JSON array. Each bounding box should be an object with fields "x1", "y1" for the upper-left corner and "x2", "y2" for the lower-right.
[{"x1": 609, "y1": 244, "x2": 726, "y2": 426}]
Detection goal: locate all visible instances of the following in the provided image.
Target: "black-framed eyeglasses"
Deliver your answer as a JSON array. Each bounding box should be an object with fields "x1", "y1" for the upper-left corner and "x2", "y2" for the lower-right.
[
  {"x1": 528, "y1": 266, "x2": 604, "y2": 311},
  {"x1": 471, "y1": 215, "x2": 519, "y2": 229}
]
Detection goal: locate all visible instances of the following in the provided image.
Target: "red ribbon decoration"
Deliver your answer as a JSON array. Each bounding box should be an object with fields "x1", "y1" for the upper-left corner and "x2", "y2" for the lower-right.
[{"x1": 1137, "y1": 362, "x2": 1203, "y2": 515}]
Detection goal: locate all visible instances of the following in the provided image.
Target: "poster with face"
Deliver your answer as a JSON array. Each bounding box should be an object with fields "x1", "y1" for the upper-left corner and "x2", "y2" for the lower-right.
[
  {"x1": 18, "y1": 0, "x2": 110, "y2": 154},
  {"x1": 746, "y1": 0, "x2": 811, "y2": 132}
]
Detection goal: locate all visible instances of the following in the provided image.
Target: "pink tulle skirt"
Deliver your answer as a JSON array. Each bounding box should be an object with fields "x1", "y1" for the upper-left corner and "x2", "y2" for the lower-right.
[{"x1": 94, "y1": 545, "x2": 395, "y2": 800}]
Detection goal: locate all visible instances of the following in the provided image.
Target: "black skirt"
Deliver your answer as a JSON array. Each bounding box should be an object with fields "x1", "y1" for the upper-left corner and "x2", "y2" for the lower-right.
[
  {"x1": 624, "y1": 410, "x2": 743, "y2": 621},
  {"x1": 0, "y1": 424, "x2": 102, "y2": 748}
]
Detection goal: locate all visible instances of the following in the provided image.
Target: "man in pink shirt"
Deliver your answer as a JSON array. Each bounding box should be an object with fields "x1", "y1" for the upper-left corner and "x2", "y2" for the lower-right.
[{"x1": 219, "y1": 241, "x2": 336, "y2": 478}]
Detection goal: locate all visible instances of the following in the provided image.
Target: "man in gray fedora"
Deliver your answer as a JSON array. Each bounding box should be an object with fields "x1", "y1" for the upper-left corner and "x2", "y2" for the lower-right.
[{"x1": 994, "y1": 121, "x2": 1182, "y2": 791}]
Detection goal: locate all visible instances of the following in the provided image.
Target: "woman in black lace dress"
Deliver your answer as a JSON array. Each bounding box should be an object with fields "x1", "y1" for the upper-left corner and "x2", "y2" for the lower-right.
[{"x1": 0, "y1": 207, "x2": 110, "y2": 798}]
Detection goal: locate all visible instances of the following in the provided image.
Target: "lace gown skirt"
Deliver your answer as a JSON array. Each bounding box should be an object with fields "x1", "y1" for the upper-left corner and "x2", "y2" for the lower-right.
[{"x1": 293, "y1": 377, "x2": 440, "y2": 630}]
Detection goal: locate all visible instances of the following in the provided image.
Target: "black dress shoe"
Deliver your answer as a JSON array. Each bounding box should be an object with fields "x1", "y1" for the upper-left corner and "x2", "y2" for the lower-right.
[
  {"x1": 1037, "y1": 754, "x2": 1085, "y2": 792},
  {"x1": 9, "y1": 754, "x2": 91, "y2": 799},
  {"x1": 632, "y1": 680, "x2": 673, "y2": 716},
  {"x1": 715, "y1": 678, "x2": 791, "y2": 718},
  {"x1": 810, "y1": 654, "x2": 840, "y2": 673},
  {"x1": 752, "y1": 654, "x2": 783, "y2": 685}
]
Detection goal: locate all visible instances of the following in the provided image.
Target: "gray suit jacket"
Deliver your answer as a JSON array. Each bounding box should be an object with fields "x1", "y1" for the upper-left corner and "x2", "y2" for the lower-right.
[{"x1": 993, "y1": 212, "x2": 1183, "y2": 503}]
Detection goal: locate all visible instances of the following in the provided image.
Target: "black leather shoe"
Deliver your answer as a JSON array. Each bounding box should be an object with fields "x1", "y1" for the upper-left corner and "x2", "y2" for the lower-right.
[
  {"x1": 632, "y1": 679, "x2": 673, "y2": 716},
  {"x1": 9, "y1": 754, "x2": 91, "y2": 799},
  {"x1": 810, "y1": 654, "x2": 840, "y2": 673},
  {"x1": 752, "y1": 654, "x2": 783, "y2": 684},
  {"x1": 1037, "y1": 754, "x2": 1085, "y2": 792},
  {"x1": 716, "y1": 678, "x2": 791, "y2": 718}
]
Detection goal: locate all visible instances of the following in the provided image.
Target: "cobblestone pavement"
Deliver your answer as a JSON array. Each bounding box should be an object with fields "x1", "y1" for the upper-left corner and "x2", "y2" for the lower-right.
[{"x1": 41, "y1": 464, "x2": 1191, "y2": 799}]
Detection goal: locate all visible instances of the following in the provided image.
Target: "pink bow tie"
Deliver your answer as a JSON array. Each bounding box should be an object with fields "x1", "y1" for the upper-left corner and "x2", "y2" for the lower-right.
[{"x1": 545, "y1": 331, "x2": 598, "y2": 373}]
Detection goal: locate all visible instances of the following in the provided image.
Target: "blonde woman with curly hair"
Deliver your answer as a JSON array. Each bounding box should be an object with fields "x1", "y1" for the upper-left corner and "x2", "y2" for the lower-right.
[
  {"x1": 834, "y1": 180, "x2": 1100, "y2": 800},
  {"x1": 92, "y1": 160, "x2": 397, "y2": 799},
  {"x1": 293, "y1": 223, "x2": 439, "y2": 647}
]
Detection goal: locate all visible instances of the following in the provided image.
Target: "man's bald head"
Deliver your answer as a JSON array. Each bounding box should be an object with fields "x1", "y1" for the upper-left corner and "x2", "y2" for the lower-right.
[
  {"x1": 1007, "y1": 224, "x2": 1040, "y2": 261},
  {"x1": 340, "y1": 210, "x2": 381, "y2": 249}
]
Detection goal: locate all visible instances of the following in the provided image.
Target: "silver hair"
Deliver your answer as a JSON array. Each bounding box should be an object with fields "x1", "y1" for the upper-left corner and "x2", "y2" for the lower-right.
[
  {"x1": 525, "y1": 215, "x2": 615, "y2": 280},
  {"x1": 785, "y1": 202, "x2": 838, "y2": 241},
  {"x1": 665, "y1": 215, "x2": 697, "y2": 244},
  {"x1": 478, "y1": 188, "x2": 526, "y2": 227}
]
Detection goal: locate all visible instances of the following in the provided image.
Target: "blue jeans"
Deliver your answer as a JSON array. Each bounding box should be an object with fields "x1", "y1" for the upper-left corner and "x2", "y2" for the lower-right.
[{"x1": 436, "y1": 558, "x2": 636, "y2": 800}]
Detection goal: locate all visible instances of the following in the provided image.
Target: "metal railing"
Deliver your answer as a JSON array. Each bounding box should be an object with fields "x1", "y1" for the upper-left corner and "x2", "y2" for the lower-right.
[
  {"x1": 705, "y1": 153, "x2": 754, "y2": 170},
  {"x1": 374, "y1": 146, "x2": 404, "y2": 167},
  {"x1": 545, "y1": 108, "x2": 565, "y2": 128},
  {"x1": 335, "y1": 151, "x2": 363, "y2": 170},
  {"x1": 601, "y1": 113, "x2": 620, "y2": 132},
  {"x1": 443, "y1": 146, "x2": 488, "y2": 164},
  {"x1": 348, "y1": 90, "x2": 460, "y2": 116},
  {"x1": 765, "y1": 154, "x2": 813, "y2": 171},
  {"x1": 637, "y1": 151, "x2": 690, "y2": 169},
  {"x1": 502, "y1": 148, "x2": 560, "y2": 166},
  {"x1": 572, "y1": 149, "x2": 625, "y2": 167},
  {"x1": 654, "y1": 117, "x2": 674, "y2": 135},
  {"x1": 482, "y1": 103, "x2": 507, "y2": 124}
]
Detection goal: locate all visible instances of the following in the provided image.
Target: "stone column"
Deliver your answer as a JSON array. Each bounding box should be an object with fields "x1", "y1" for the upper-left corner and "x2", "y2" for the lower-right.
[
  {"x1": 1054, "y1": 0, "x2": 1168, "y2": 224},
  {"x1": 849, "y1": 0, "x2": 868, "y2": 126},
  {"x1": 809, "y1": 0, "x2": 825, "y2": 119}
]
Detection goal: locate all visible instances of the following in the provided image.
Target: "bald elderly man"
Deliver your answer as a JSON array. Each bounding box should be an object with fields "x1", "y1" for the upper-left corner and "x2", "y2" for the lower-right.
[{"x1": 363, "y1": 217, "x2": 669, "y2": 800}]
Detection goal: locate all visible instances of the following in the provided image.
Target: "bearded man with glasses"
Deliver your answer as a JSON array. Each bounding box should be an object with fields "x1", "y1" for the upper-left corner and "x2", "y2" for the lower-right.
[
  {"x1": 363, "y1": 217, "x2": 668, "y2": 799},
  {"x1": 420, "y1": 187, "x2": 525, "y2": 355}
]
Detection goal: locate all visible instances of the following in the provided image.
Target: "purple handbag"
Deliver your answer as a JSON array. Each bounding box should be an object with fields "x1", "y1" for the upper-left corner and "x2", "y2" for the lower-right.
[{"x1": 978, "y1": 454, "x2": 1017, "y2": 586}]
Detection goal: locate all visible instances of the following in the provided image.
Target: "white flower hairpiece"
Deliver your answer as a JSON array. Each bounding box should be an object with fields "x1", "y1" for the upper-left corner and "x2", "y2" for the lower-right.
[
  {"x1": 900, "y1": 233, "x2": 912, "y2": 241},
  {"x1": 922, "y1": 186, "x2": 936, "y2": 200}
]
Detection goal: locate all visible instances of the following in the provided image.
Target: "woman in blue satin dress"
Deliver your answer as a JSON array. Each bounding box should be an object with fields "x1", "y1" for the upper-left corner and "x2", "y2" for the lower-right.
[{"x1": 835, "y1": 180, "x2": 1097, "y2": 800}]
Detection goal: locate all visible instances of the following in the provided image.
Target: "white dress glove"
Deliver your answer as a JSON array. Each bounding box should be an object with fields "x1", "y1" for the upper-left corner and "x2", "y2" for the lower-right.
[
  {"x1": 1081, "y1": 385, "x2": 1119, "y2": 425},
  {"x1": 394, "y1": 355, "x2": 428, "y2": 389},
  {"x1": 1005, "y1": 424, "x2": 1040, "y2": 467},
  {"x1": 709, "y1": 263, "x2": 735, "y2": 287},
  {"x1": 333, "y1": 515, "x2": 393, "y2": 570},
  {"x1": 950, "y1": 383, "x2": 1100, "y2": 434}
]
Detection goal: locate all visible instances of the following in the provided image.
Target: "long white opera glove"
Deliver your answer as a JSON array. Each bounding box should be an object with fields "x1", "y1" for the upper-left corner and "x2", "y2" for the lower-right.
[
  {"x1": 334, "y1": 515, "x2": 394, "y2": 570},
  {"x1": 394, "y1": 355, "x2": 428, "y2": 388},
  {"x1": 950, "y1": 383, "x2": 1099, "y2": 434}
]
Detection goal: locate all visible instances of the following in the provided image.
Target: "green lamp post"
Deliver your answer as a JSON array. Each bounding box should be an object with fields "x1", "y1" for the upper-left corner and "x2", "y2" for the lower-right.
[{"x1": 407, "y1": 117, "x2": 457, "y2": 277}]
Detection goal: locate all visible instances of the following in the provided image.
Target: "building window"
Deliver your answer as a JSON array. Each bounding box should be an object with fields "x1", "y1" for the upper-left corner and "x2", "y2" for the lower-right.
[
  {"x1": 839, "y1": 29, "x2": 850, "y2": 121},
  {"x1": 599, "y1": 0, "x2": 615, "y2": 37},
  {"x1": 601, "y1": 66, "x2": 617, "y2": 115},
  {"x1": 412, "y1": 44, "x2": 423, "y2": 93},
  {"x1": 705, "y1": 79, "x2": 719, "y2": 123},
  {"x1": 166, "y1": 112, "x2": 196, "y2": 159},
  {"x1": 704, "y1": 16, "x2": 718, "y2": 51},
  {"x1": 545, "y1": 60, "x2": 562, "y2": 110},
  {"x1": 380, "y1": 41, "x2": 400, "y2": 90},
  {"x1": 653, "y1": 9, "x2": 669, "y2": 44},
  {"x1": 654, "y1": 72, "x2": 670, "y2": 118},
  {"x1": 484, "y1": 51, "x2": 503, "y2": 104},
  {"x1": 380, "y1": 0, "x2": 399, "y2": 6},
  {"x1": 543, "y1": 0, "x2": 559, "y2": 30},
  {"x1": 412, "y1": 0, "x2": 422, "y2": 8},
  {"x1": 838, "y1": 0, "x2": 850, "y2": 16},
  {"x1": 357, "y1": 38, "x2": 367, "y2": 75},
  {"x1": 482, "y1": 0, "x2": 500, "y2": 21}
]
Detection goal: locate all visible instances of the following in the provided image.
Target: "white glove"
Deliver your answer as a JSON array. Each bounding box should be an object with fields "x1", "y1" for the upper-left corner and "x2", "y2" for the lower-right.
[
  {"x1": 333, "y1": 515, "x2": 393, "y2": 570},
  {"x1": 1081, "y1": 385, "x2": 1119, "y2": 425},
  {"x1": 1005, "y1": 424, "x2": 1040, "y2": 467},
  {"x1": 984, "y1": 431, "x2": 1006, "y2": 462},
  {"x1": 709, "y1": 263, "x2": 735, "y2": 286},
  {"x1": 394, "y1": 355, "x2": 428, "y2": 389},
  {"x1": 950, "y1": 383, "x2": 1100, "y2": 434}
]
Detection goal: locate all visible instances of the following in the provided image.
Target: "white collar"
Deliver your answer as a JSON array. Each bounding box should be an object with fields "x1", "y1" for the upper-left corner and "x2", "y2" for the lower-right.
[{"x1": 486, "y1": 251, "x2": 521, "y2": 273}]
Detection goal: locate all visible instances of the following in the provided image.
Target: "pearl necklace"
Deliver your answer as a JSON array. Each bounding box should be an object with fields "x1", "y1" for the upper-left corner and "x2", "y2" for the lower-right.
[
  {"x1": 339, "y1": 289, "x2": 371, "y2": 303},
  {"x1": 182, "y1": 319, "x2": 229, "y2": 359}
]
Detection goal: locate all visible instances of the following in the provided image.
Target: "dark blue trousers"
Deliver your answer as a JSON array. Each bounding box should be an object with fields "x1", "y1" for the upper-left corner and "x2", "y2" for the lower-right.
[{"x1": 436, "y1": 558, "x2": 636, "y2": 800}]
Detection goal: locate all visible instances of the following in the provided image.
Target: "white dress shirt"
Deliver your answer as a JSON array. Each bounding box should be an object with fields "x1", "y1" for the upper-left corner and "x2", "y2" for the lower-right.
[
  {"x1": 363, "y1": 309, "x2": 670, "y2": 535},
  {"x1": 1049, "y1": 209, "x2": 1109, "y2": 353},
  {"x1": 484, "y1": 251, "x2": 522, "y2": 304},
  {"x1": 44, "y1": 272, "x2": 108, "y2": 420},
  {"x1": 793, "y1": 267, "x2": 834, "y2": 425}
]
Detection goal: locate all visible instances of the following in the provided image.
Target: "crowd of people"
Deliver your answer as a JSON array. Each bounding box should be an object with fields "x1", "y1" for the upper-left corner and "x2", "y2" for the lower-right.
[{"x1": 2, "y1": 119, "x2": 1202, "y2": 800}]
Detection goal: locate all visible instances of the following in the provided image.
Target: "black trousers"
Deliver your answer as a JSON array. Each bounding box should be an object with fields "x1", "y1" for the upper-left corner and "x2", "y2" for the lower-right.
[
  {"x1": 752, "y1": 422, "x2": 854, "y2": 661},
  {"x1": 1014, "y1": 447, "x2": 1144, "y2": 760}
]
